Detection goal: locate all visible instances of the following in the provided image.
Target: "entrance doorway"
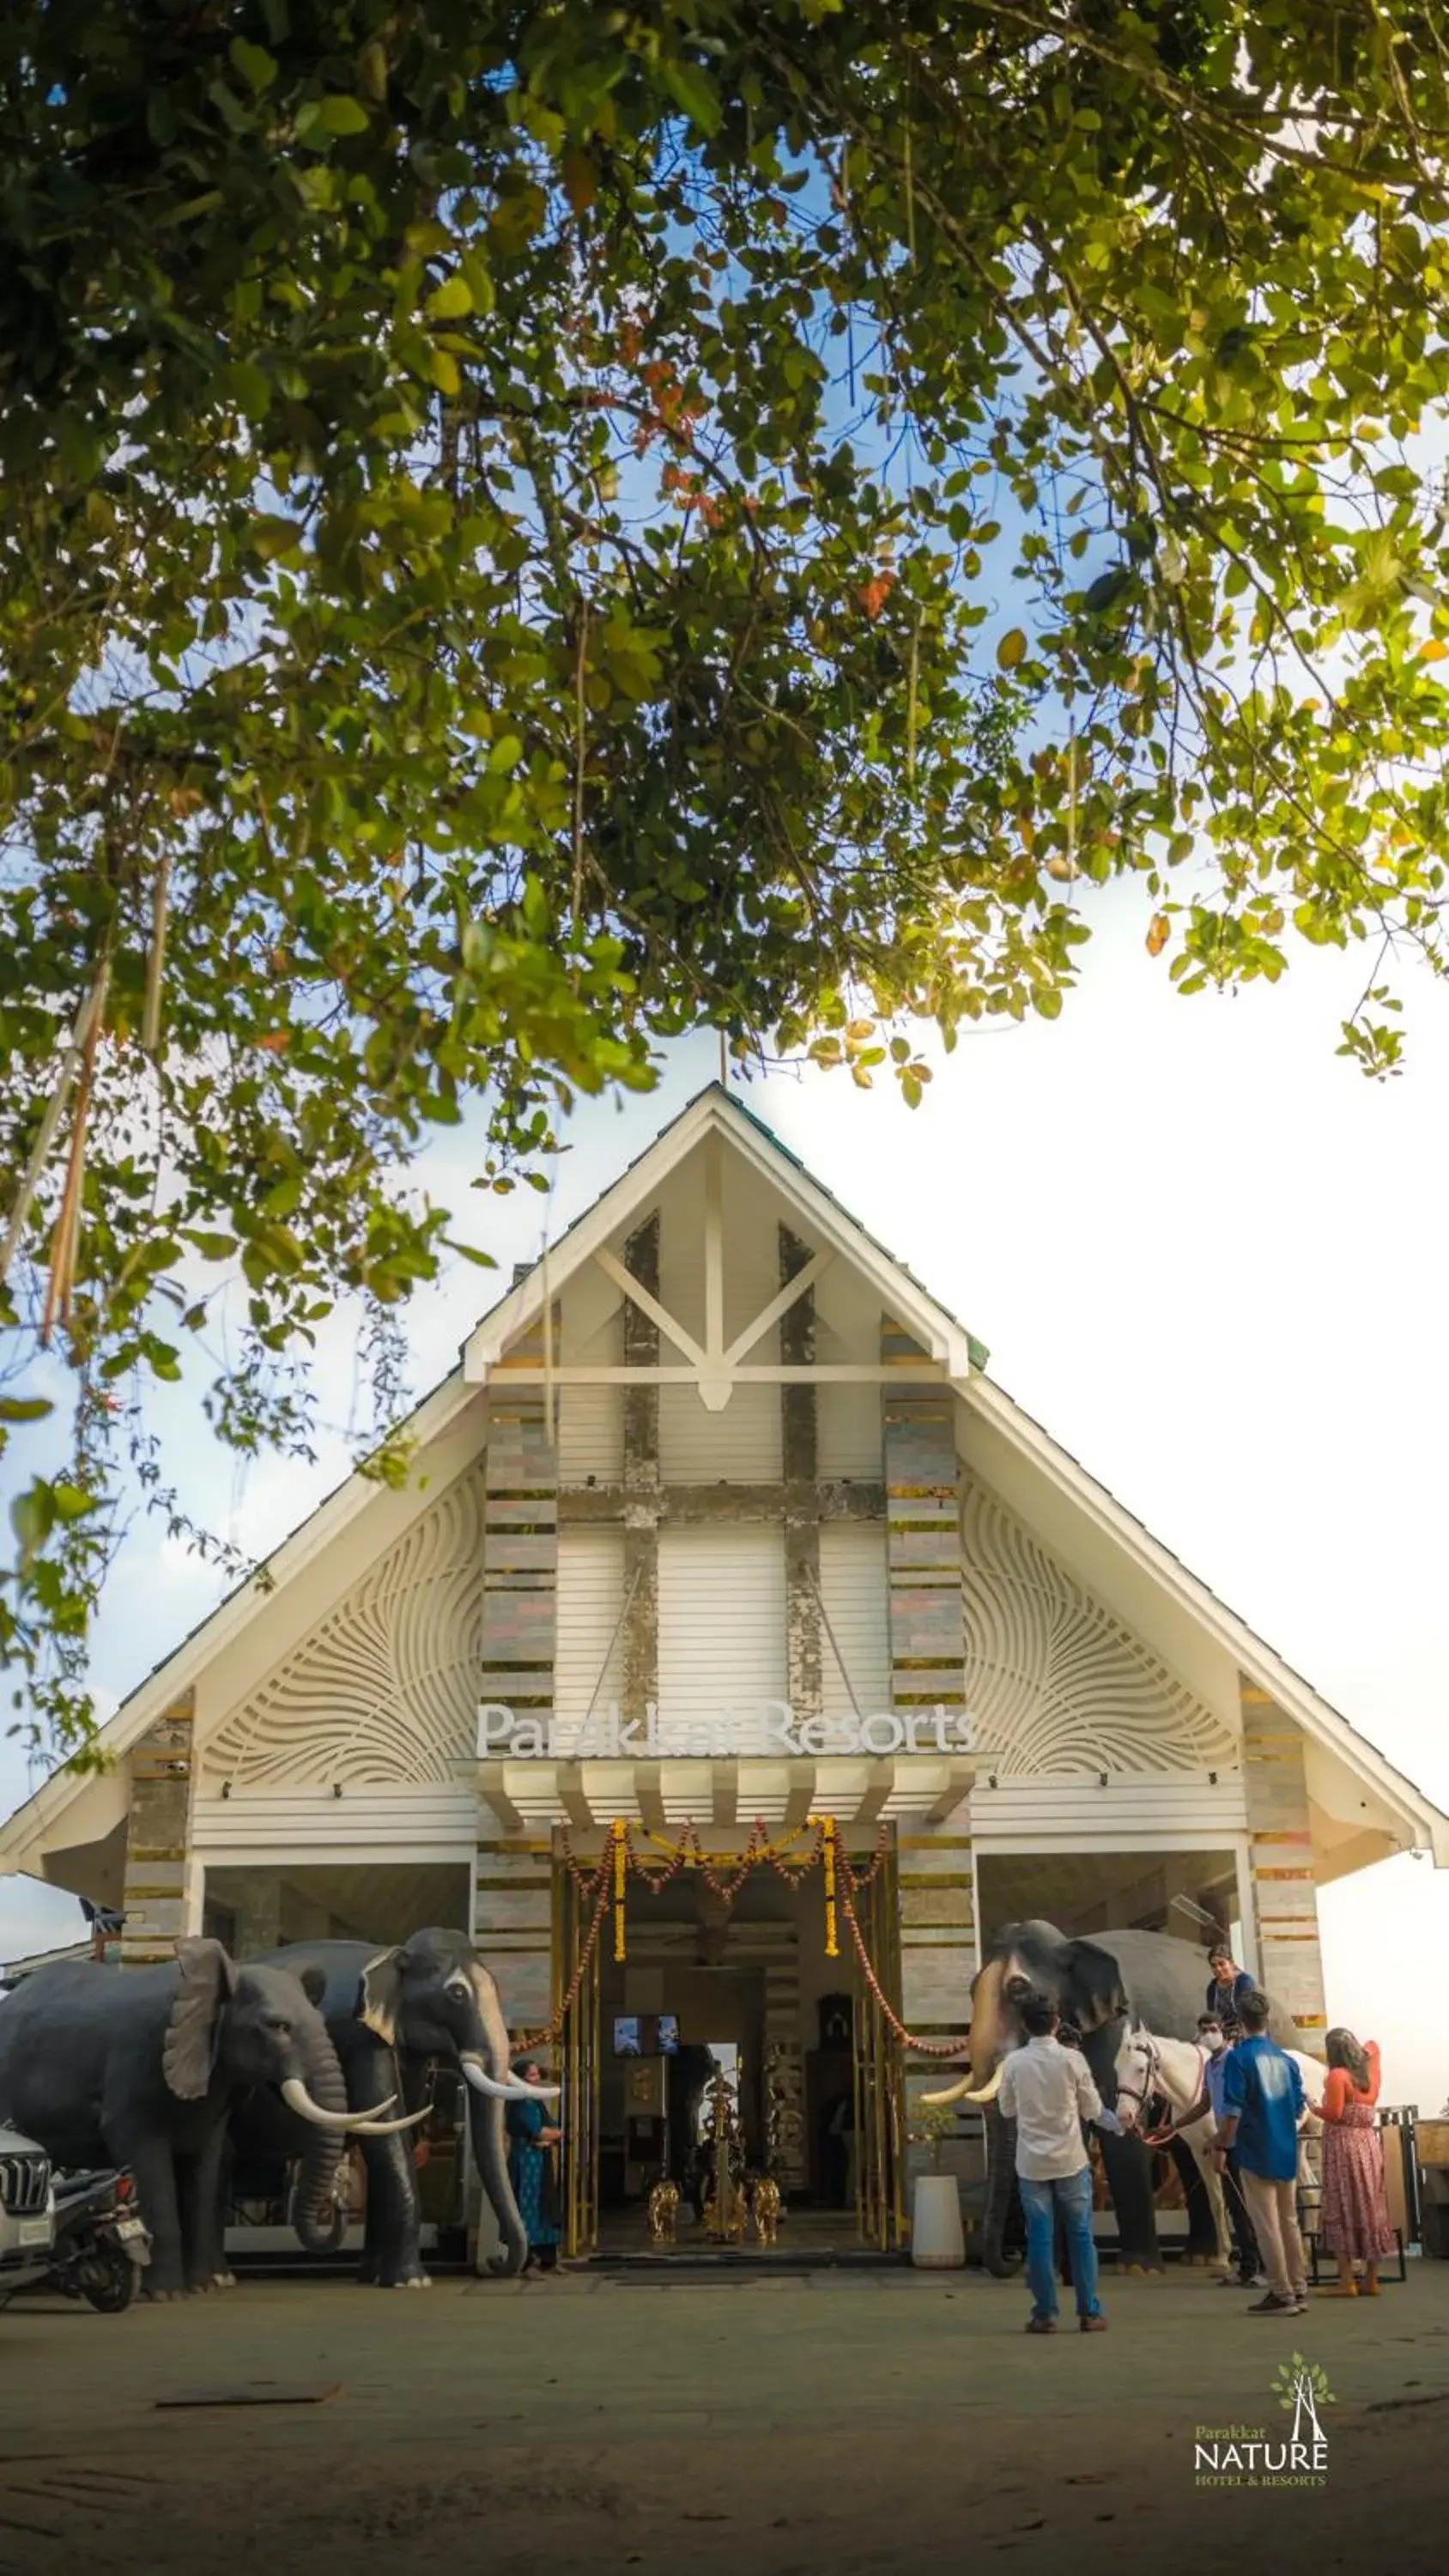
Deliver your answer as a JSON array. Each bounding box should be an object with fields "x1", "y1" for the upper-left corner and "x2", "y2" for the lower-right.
[{"x1": 551, "y1": 1826, "x2": 906, "y2": 2260}]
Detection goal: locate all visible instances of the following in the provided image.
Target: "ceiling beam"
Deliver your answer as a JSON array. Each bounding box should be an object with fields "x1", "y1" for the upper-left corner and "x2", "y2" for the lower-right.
[
  {"x1": 477, "y1": 1762, "x2": 524, "y2": 1835},
  {"x1": 559, "y1": 1479, "x2": 887, "y2": 1526}
]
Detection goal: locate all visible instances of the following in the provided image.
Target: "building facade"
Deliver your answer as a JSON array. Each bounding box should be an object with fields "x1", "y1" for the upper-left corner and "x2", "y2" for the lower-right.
[{"x1": 3, "y1": 1086, "x2": 1445, "y2": 2251}]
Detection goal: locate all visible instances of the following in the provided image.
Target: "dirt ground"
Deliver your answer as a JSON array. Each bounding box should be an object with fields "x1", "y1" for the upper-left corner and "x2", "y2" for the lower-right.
[{"x1": 3, "y1": 2260, "x2": 1447, "y2": 2576}]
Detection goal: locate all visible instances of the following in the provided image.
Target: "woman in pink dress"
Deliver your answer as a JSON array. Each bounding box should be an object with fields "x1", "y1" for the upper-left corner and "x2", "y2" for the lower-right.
[{"x1": 1312, "y1": 2027, "x2": 1396, "y2": 2296}]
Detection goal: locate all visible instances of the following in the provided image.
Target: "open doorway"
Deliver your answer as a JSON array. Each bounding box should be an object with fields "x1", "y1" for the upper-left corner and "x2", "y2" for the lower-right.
[{"x1": 570, "y1": 1836, "x2": 902, "y2": 2257}]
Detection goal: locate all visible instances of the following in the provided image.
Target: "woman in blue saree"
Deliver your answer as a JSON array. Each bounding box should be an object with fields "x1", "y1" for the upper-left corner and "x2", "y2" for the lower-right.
[{"x1": 506, "y1": 2058, "x2": 562, "y2": 2273}]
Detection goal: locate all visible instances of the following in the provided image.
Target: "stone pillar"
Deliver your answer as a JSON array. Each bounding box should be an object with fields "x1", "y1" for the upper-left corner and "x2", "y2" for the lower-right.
[
  {"x1": 780, "y1": 1225, "x2": 822, "y2": 1722},
  {"x1": 119, "y1": 1689, "x2": 196, "y2": 1966},
  {"x1": 881, "y1": 1334, "x2": 967, "y2": 1742},
  {"x1": 1240, "y1": 1679, "x2": 1327, "y2": 2040},
  {"x1": 881, "y1": 1339, "x2": 974, "y2": 2189},
  {"x1": 897, "y1": 1830, "x2": 977, "y2": 2185},
  {"x1": 476, "y1": 1305, "x2": 559, "y2": 2035},
  {"x1": 472, "y1": 1837, "x2": 555, "y2": 2038}
]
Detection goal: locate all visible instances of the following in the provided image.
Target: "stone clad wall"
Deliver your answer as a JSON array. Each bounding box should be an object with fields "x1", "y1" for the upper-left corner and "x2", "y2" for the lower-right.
[
  {"x1": 881, "y1": 1340, "x2": 975, "y2": 2164},
  {"x1": 473, "y1": 1835, "x2": 555, "y2": 2037},
  {"x1": 119, "y1": 1688, "x2": 196, "y2": 1966},
  {"x1": 475, "y1": 1336, "x2": 558, "y2": 2035},
  {"x1": 1240, "y1": 1679, "x2": 1327, "y2": 2040}
]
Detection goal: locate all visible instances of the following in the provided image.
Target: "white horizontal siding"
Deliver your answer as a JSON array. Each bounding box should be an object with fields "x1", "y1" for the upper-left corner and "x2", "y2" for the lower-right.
[
  {"x1": 816, "y1": 1382, "x2": 884, "y2": 1479},
  {"x1": 556, "y1": 1383, "x2": 622, "y2": 1482},
  {"x1": 658, "y1": 1524, "x2": 786, "y2": 1748},
  {"x1": 969, "y1": 1775, "x2": 1247, "y2": 1844},
  {"x1": 818, "y1": 1522, "x2": 890, "y2": 1721},
  {"x1": 191, "y1": 1792, "x2": 477, "y2": 1856},
  {"x1": 658, "y1": 1382, "x2": 781, "y2": 1481},
  {"x1": 554, "y1": 1527, "x2": 627, "y2": 1732}
]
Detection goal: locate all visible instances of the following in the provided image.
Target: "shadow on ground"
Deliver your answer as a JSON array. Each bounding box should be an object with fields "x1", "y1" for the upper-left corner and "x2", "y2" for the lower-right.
[{"x1": 3, "y1": 2264, "x2": 1446, "y2": 2575}]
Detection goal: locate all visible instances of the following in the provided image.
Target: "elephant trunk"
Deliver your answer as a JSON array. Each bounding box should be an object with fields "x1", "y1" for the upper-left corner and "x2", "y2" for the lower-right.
[
  {"x1": 979, "y1": 2097, "x2": 1020, "y2": 2280},
  {"x1": 465, "y1": 1973, "x2": 530, "y2": 2277},
  {"x1": 288, "y1": 2028, "x2": 353, "y2": 2252}
]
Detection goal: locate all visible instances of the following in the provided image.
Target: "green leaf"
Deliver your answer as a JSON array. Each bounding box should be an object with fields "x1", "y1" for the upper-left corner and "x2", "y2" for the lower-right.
[
  {"x1": 997, "y1": 628, "x2": 1027, "y2": 670},
  {"x1": 249, "y1": 513, "x2": 301, "y2": 558},
  {"x1": 314, "y1": 94, "x2": 371, "y2": 136},
  {"x1": 659, "y1": 58, "x2": 722, "y2": 136},
  {"x1": 426, "y1": 276, "x2": 473, "y2": 320},
  {"x1": 10, "y1": 1486, "x2": 56, "y2": 1556},
  {"x1": 0, "y1": 1396, "x2": 54, "y2": 1425},
  {"x1": 230, "y1": 39, "x2": 278, "y2": 93}
]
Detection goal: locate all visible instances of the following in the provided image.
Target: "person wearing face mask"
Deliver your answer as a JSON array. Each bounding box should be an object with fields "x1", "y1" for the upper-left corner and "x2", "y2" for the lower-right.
[{"x1": 1199, "y1": 2014, "x2": 1263, "y2": 2287}]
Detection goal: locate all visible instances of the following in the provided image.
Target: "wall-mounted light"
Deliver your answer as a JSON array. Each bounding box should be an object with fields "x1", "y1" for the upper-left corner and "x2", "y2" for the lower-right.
[
  {"x1": 1209, "y1": 1771, "x2": 1218, "y2": 1787},
  {"x1": 221, "y1": 1782, "x2": 231, "y2": 1801},
  {"x1": 1098, "y1": 1772, "x2": 1107, "y2": 1789},
  {"x1": 332, "y1": 1783, "x2": 343, "y2": 1800}
]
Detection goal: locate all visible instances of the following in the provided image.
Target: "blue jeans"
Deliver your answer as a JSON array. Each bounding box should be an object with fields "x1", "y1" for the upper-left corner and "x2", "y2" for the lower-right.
[{"x1": 1019, "y1": 2168, "x2": 1102, "y2": 2320}]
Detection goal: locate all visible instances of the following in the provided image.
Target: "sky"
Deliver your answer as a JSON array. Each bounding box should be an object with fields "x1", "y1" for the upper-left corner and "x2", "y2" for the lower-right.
[{"x1": 3, "y1": 886, "x2": 1448, "y2": 2114}]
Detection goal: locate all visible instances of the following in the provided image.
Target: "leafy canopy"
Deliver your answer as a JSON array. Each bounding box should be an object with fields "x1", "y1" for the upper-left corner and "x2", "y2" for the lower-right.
[{"x1": 3, "y1": 0, "x2": 1449, "y2": 1761}]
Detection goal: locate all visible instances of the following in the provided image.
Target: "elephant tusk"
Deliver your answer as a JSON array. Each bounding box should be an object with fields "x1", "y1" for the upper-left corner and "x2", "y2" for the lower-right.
[
  {"x1": 961, "y1": 2063, "x2": 1005, "y2": 2106},
  {"x1": 922, "y1": 2062, "x2": 1004, "y2": 2109},
  {"x1": 349, "y1": 2105, "x2": 432, "y2": 2136},
  {"x1": 280, "y1": 2077, "x2": 397, "y2": 2132},
  {"x1": 460, "y1": 2053, "x2": 561, "y2": 2102}
]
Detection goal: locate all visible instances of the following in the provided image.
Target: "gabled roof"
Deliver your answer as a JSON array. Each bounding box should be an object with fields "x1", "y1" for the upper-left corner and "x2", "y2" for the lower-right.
[
  {"x1": 961, "y1": 1371, "x2": 1449, "y2": 1868},
  {"x1": 3, "y1": 1079, "x2": 1446, "y2": 1880},
  {"x1": 461, "y1": 1081, "x2": 987, "y2": 1378}
]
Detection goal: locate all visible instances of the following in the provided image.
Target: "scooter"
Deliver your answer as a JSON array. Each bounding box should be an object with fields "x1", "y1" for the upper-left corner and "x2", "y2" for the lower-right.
[{"x1": 41, "y1": 2168, "x2": 152, "y2": 2313}]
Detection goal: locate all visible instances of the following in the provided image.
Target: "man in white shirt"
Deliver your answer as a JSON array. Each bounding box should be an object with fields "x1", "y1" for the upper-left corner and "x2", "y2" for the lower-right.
[{"x1": 997, "y1": 1991, "x2": 1122, "y2": 2334}]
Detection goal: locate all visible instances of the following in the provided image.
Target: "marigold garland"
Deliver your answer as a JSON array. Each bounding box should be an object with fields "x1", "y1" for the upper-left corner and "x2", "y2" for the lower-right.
[{"x1": 531, "y1": 1814, "x2": 969, "y2": 2063}]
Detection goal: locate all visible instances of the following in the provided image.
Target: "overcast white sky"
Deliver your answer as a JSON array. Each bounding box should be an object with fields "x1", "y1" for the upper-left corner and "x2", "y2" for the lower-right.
[{"x1": 3, "y1": 887, "x2": 1447, "y2": 2111}]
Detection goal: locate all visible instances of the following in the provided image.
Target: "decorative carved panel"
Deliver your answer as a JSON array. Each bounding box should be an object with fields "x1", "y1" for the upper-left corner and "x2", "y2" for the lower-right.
[
  {"x1": 201, "y1": 1467, "x2": 486, "y2": 1790},
  {"x1": 961, "y1": 1481, "x2": 1236, "y2": 1777}
]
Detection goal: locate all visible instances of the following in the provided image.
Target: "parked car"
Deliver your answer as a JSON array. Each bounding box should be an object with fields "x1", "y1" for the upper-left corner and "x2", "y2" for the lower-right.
[{"x1": 0, "y1": 2121, "x2": 56, "y2": 2296}]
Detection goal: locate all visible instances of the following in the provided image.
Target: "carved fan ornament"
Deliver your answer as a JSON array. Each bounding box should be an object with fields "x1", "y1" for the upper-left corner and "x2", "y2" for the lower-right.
[
  {"x1": 960, "y1": 1481, "x2": 1236, "y2": 1777},
  {"x1": 200, "y1": 1467, "x2": 487, "y2": 1791}
]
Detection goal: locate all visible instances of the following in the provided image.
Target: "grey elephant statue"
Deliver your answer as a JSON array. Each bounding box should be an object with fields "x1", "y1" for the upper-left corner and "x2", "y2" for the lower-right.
[
  {"x1": 924, "y1": 1918, "x2": 1299, "y2": 2278},
  {"x1": 230, "y1": 1928, "x2": 555, "y2": 2286},
  {"x1": 0, "y1": 1937, "x2": 416, "y2": 2298}
]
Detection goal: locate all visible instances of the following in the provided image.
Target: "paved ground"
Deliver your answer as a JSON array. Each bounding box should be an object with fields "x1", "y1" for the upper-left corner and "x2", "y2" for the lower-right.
[{"x1": 3, "y1": 2261, "x2": 1447, "y2": 2576}]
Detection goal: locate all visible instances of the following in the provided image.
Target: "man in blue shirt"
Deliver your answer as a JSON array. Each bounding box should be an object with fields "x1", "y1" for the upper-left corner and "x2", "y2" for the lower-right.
[
  {"x1": 1204, "y1": 1946, "x2": 1256, "y2": 2034},
  {"x1": 1198, "y1": 2015, "x2": 1262, "y2": 2286},
  {"x1": 1213, "y1": 1990, "x2": 1307, "y2": 2314}
]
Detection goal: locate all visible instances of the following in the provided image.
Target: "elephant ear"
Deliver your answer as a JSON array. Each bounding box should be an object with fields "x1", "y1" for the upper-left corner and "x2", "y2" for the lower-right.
[
  {"x1": 1064, "y1": 1936, "x2": 1130, "y2": 2037},
  {"x1": 163, "y1": 1936, "x2": 239, "y2": 2100},
  {"x1": 358, "y1": 1946, "x2": 406, "y2": 2045}
]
